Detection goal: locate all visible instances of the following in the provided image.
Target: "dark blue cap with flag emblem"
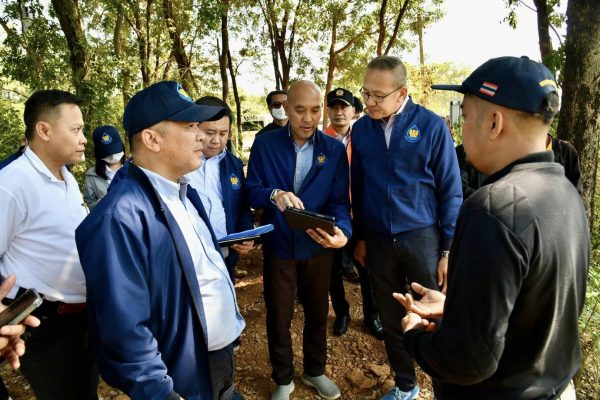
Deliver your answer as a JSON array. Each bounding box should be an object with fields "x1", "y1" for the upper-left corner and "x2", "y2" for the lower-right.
[
  {"x1": 123, "y1": 81, "x2": 226, "y2": 137},
  {"x1": 431, "y1": 56, "x2": 559, "y2": 118}
]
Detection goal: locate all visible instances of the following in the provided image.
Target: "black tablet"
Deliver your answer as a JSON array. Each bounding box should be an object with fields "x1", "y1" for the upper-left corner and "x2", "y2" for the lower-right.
[{"x1": 284, "y1": 207, "x2": 336, "y2": 236}]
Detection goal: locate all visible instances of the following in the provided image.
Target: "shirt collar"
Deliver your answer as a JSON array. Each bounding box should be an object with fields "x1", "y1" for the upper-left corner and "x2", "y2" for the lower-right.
[
  {"x1": 202, "y1": 149, "x2": 227, "y2": 163},
  {"x1": 22, "y1": 147, "x2": 69, "y2": 182},
  {"x1": 287, "y1": 125, "x2": 316, "y2": 145},
  {"x1": 392, "y1": 95, "x2": 410, "y2": 117},
  {"x1": 138, "y1": 166, "x2": 186, "y2": 200}
]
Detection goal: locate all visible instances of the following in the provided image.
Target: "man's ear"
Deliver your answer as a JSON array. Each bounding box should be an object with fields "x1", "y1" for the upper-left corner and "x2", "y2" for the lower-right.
[
  {"x1": 35, "y1": 121, "x2": 51, "y2": 142},
  {"x1": 489, "y1": 110, "x2": 504, "y2": 140},
  {"x1": 139, "y1": 128, "x2": 162, "y2": 153}
]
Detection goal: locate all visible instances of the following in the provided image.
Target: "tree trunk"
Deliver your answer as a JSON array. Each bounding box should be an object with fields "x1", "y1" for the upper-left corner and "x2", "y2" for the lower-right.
[
  {"x1": 417, "y1": 12, "x2": 424, "y2": 65},
  {"x1": 219, "y1": 0, "x2": 230, "y2": 101},
  {"x1": 114, "y1": 12, "x2": 132, "y2": 107},
  {"x1": 376, "y1": 0, "x2": 387, "y2": 56},
  {"x1": 557, "y1": 0, "x2": 600, "y2": 225},
  {"x1": 50, "y1": 0, "x2": 90, "y2": 97},
  {"x1": 162, "y1": 0, "x2": 197, "y2": 96},
  {"x1": 227, "y1": 50, "x2": 243, "y2": 155},
  {"x1": 323, "y1": 15, "x2": 338, "y2": 128},
  {"x1": 383, "y1": 0, "x2": 411, "y2": 55},
  {"x1": 533, "y1": 0, "x2": 553, "y2": 62},
  {"x1": 129, "y1": 0, "x2": 151, "y2": 87}
]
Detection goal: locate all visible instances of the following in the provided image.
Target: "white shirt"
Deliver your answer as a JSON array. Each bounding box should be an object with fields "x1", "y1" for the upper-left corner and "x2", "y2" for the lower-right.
[
  {"x1": 105, "y1": 165, "x2": 116, "y2": 182},
  {"x1": 381, "y1": 95, "x2": 410, "y2": 148},
  {"x1": 140, "y1": 167, "x2": 244, "y2": 351},
  {"x1": 0, "y1": 147, "x2": 88, "y2": 302},
  {"x1": 186, "y1": 151, "x2": 228, "y2": 240}
]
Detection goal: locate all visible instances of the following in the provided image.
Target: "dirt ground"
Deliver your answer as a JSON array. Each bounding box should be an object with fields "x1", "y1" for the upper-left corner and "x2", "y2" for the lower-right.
[{"x1": 0, "y1": 248, "x2": 434, "y2": 400}]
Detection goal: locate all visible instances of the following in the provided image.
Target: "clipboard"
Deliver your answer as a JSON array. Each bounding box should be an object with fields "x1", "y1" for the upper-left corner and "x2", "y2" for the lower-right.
[
  {"x1": 284, "y1": 207, "x2": 336, "y2": 236},
  {"x1": 217, "y1": 224, "x2": 274, "y2": 246}
]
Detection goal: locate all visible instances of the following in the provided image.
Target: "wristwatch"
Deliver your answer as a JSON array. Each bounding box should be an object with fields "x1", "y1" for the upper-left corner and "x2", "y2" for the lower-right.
[{"x1": 440, "y1": 250, "x2": 450, "y2": 258}]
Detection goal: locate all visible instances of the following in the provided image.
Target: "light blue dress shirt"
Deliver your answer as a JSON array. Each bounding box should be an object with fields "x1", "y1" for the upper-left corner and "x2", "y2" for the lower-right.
[
  {"x1": 291, "y1": 129, "x2": 315, "y2": 193},
  {"x1": 139, "y1": 167, "x2": 245, "y2": 351}
]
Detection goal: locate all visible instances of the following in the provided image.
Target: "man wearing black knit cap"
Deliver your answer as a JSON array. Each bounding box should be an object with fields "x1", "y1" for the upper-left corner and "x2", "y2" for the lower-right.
[{"x1": 395, "y1": 56, "x2": 589, "y2": 400}]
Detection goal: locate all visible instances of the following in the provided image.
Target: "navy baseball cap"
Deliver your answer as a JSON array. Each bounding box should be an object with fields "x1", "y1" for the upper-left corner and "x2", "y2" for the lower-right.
[
  {"x1": 92, "y1": 125, "x2": 124, "y2": 160},
  {"x1": 432, "y1": 56, "x2": 559, "y2": 118},
  {"x1": 327, "y1": 88, "x2": 354, "y2": 107},
  {"x1": 123, "y1": 81, "x2": 226, "y2": 137}
]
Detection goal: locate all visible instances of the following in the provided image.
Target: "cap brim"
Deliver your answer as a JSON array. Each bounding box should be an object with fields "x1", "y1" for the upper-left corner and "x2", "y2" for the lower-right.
[
  {"x1": 169, "y1": 103, "x2": 227, "y2": 123},
  {"x1": 431, "y1": 84, "x2": 465, "y2": 93},
  {"x1": 327, "y1": 99, "x2": 353, "y2": 107}
]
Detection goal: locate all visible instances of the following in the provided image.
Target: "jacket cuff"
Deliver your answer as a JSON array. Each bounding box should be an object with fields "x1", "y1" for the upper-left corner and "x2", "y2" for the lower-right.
[
  {"x1": 440, "y1": 236, "x2": 453, "y2": 252},
  {"x1": 166, "y1": 392, "x2": 181, "y2": 400}
]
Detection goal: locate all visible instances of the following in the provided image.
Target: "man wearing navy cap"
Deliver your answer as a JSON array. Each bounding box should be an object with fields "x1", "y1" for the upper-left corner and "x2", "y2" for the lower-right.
[
  {"x1": 396, "y1": 56, "x2": 589, "y2": 400},
  {"x1": 76, "y1": 81, "x2": 245, "y2": 400}
]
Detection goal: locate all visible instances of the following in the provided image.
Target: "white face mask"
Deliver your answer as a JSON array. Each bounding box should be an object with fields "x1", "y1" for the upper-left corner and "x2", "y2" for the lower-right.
[
  {"x1": 102, "y1": 151, "x2": 124, "y2": 164},
  {"x1": 271, "y1": 107, "x2": 287, "y2": 121}
]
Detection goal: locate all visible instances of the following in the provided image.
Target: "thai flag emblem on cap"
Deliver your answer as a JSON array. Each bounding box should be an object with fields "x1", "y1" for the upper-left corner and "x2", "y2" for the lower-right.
[{"x1": 479, "y1": 82, "x2": 498, "y2": 97}]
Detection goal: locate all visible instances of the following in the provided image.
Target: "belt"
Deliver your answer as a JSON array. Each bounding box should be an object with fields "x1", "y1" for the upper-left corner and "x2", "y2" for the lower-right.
[{"x1": 15, "y1": 287, "x2": 86, "y2": 316}]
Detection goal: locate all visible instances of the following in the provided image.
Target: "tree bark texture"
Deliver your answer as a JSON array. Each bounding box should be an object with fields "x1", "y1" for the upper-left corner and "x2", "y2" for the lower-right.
[
  {"x1": 162, "y1": 0, "x2": 197, "y2": 96},
  {"x1": 50, "y1": 0, "x2": 90, "y2": 97},
  {"x1": 557, "y1": 0, "x2": 600, "y2": 224},
  {"x1": 219, "y1": 0, "x2": 230, "y2": 101},
  {"x1": 533, "y1": 0, "x2": 553, "y2": 61}
]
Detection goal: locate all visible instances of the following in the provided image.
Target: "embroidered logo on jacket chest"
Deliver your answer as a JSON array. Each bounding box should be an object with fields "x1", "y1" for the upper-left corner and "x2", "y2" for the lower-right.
[
  {"x1": 230, "y1": 173, "x2": 241, "y2": 189},
  {"x1": 405, "y1": 125, "x2": 422, "y2": 143},
  {"x1": 316, "y1": 153, "x2": 327, "y2": 166}
]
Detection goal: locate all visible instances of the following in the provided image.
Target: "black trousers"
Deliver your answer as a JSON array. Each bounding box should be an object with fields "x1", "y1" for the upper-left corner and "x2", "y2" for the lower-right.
[
  {"x1": 208, "y1": 344, "x2": 235, "y2": 400},
  {"x1": 366, "y1": 225, "x2": 440, "y2": 390},
  {"x1": 263, "y1": 252, "x2": 332, "y2": 385},
  {"x1": 19, "y1": 308, "x2": 99, "y2": 400},
  {"x1": 329, "y1": 238, "x2": 379, "y2": 320}
]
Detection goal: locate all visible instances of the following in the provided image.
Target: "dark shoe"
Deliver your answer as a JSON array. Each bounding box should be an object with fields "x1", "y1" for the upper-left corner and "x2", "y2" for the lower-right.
[
  {"x1": 333, "y1": 314, "x2": 350, "y2": 336},
  {"x1": 364, "y1": 317, "x2": 384, "y2": 340}
]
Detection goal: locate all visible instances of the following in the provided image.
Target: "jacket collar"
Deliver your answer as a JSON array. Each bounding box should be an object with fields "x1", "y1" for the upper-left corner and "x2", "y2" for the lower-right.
[{"x1": 484, "y1": 151, "x2": 555, "y2": 185}]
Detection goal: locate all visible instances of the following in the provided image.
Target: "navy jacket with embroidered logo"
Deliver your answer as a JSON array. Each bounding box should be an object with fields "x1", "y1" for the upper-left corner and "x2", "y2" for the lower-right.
[
  {"x1": 76, "y1": 163, "x2": 223, "y2": 400},
  {"x1": 219, "y1": 151, "x2": 254, "y2": 235},
  {"x1": 351, "y1": 98, "x2": 462, "y2": 249},
  {"x1": 246, "y1": 127, "x2": 352, "y2": 259}
]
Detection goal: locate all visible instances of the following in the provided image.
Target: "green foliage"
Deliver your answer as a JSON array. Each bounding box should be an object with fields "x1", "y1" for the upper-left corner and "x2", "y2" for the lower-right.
[{"x1": 0, "y1": 85, "x2": 25, "y2": 160}]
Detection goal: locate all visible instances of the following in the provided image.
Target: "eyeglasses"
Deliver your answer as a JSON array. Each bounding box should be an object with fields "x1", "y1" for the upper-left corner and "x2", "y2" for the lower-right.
[
  {"x1": 270, "y1": 101, "x2": 285, "y2": 109},
  {"x1": 360, "y1": 85, "x2": 404, "y2": 104}
]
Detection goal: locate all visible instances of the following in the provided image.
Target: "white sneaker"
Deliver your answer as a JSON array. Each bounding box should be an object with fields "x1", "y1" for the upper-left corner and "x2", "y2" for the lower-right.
[
  {"x1": 271, "y1": 381, "x2": 294, "y2": 400},
  {"x1": 301, "y1": 374, "x2": 341, "y2": 400}
]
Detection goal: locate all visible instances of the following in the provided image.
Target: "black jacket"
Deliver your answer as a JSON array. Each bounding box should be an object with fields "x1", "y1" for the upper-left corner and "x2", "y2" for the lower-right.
[{"x1": 405, "y1": 152, "x2": 589, "y2": 400}]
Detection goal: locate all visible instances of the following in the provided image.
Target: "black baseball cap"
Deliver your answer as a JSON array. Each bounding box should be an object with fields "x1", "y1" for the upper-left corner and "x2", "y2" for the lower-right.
[
  {"x1": 432, "y1": 56, "x2": 559, "y2": 118},
  {"x1": 123, "y1": 81, "x2": 226, "y2": 137},
  {"x1": 327, "y1": 88, "x2": 354, "y2": 107}
]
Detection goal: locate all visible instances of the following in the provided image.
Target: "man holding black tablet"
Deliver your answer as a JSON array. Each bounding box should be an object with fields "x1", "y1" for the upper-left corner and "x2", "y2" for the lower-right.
[{"x1": 246, "y1": 80, "x2": 351, "y2": 400}]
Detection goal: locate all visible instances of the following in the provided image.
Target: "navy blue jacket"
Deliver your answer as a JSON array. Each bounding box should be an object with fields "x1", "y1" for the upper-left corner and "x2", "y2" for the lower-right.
[
  {"x1": 219, "y1": 151, "x2": 254, "y2": 235},
  {"x1": 0, "y1": 148, "x2": 24, "y2": 170},
  {"x1": 246, "y1": 127, "x2": 352, "y2": 259},
  {"x1": 76, "y1": 164, "x2": 220, "y2": 400},
  {"x1": 351, "y1": 98, "x2": 462, "y2": 249}
]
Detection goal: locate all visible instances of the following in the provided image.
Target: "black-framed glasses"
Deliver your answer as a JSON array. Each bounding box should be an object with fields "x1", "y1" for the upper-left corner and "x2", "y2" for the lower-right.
[{"x1": 359, "y1": 85, "x2": 404, "y2": 104}]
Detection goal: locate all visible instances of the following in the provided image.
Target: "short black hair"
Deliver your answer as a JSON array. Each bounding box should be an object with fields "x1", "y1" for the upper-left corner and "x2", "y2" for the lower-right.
[
  {"x1": 367, "y1": 56, "x2": 407, "y2": 88},
  {"x1": 353, "y1": 96, "x2": 364, "y2": 113},
  {"x1": 195, "y1": 96, "x2": 233, "y2": 123},
  {"x1": 23, "y1": 90, "x2": 83, "y2": 141},
  {"x1": 266, "y1": 90, "x2": 287, "y2": 106}
]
